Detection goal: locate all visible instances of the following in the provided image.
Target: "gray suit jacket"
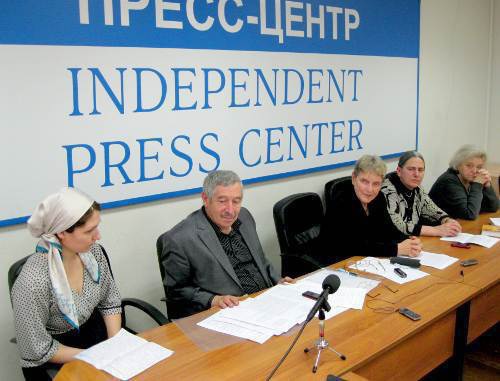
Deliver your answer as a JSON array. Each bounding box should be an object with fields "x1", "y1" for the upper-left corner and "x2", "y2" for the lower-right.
[{"x1": 157, "y1": 207, "x2": 280, "y2": 319}]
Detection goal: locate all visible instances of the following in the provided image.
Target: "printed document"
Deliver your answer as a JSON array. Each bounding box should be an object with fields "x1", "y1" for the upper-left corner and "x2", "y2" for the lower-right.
[
  {"x1": 441, "y1": 233, "x2": 499, "y2": 248},
  {"x1": 75, "y1": 329, "x2": 174, "y2": 380}
]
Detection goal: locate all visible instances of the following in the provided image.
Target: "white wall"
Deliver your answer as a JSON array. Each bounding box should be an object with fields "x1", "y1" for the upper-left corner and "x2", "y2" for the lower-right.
[
  {"x1": 488, "y1": 0, "x2": 500, "y2": 162},
  {"x1": 0, "y1": 1, "x2": 497, "y2": 379}
]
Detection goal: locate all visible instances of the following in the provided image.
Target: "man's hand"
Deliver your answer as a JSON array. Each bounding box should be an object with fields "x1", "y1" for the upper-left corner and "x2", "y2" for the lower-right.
[
  {"x1": 211, "y1": 295, "x2": 240, "y2": 309},
  {"x1": 278, "y1": 276, "x2": 296, "y2": 284},
  {"x1": 397, "y1": 236, "x2": 422, "y2": 257}
]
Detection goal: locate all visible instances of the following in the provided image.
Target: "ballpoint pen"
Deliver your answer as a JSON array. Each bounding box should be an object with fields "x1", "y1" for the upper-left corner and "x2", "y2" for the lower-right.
[{"x1": 336, "y1": 268, "x2": 358, "y2": 277}]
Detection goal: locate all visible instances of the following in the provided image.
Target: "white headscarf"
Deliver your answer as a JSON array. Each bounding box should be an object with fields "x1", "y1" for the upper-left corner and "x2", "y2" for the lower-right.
[{"x1": 27, "y1": 187, "x2": 100, "y2": 329}]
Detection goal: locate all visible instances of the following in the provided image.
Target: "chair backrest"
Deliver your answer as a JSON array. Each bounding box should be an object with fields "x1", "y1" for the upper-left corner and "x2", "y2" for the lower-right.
[
  {"x1": 273, "y1": 192, "x2": 324, "y2": 277},
  {"x1": 324, "y1": 176, "x2": 351, "y2": 213},
  {"x1": 8, "y1": 256, "x2": 30, "y2": 300}
]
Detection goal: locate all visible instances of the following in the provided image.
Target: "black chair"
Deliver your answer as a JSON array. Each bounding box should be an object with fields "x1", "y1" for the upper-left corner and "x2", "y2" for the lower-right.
[
  {"x1": 324, "y1": 176, "x2": 351, "y2": 214},
  {"x1": 8, "y1": 245, "x2": 169, "y2": 339},
  {"x1": 273, "y1": 192, "x2": 326, "y2": 278}
]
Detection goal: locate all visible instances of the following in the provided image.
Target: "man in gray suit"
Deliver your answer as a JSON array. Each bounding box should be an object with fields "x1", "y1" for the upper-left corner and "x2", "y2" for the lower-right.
[{"x1": 157, "y1": 170, "x2": 292, "y2": 319}]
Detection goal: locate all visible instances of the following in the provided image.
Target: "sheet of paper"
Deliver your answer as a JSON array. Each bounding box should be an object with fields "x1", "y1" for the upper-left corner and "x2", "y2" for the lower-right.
[
  {"x1": 329, "y1": 287, "x2": 366, "y2": 310},
  {"x1": 440, "y1": 233, "x2": 499, "y2": 248},
  {"x1": 197, "y1": 316, "x2": 273, "y2": 344},
  {"x1": 490, "y1": 217, "x2": 500, "y2": 226},
  {"x1": 415, "y1": 251, "x2": 459, "y2": 270},
  {"x1": 75, "y1": 329, "x2": 174, "y2": 380},
  {"x1": 75, "y1": 329, "x2": 147, "y2": 369},
  {"x1": 470, "y1": 235, "x2": 499, "y2": 248},
  {"x1": 348, "y1": 257, "x2": 429, "y2": 284},
  {"x1": 105, "y1": 342, "x2": 173, "y2": 380},
  {"x1": 440, "y1": 233, "x2": 474, "y2": 244}
]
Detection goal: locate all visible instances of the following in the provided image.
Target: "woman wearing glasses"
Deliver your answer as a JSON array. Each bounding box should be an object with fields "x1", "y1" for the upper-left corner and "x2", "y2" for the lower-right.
[
  {"x1": 381, "y1": 151, "x2": 462, "y2": 237},
  {"x1": 429, "y1": 145, "x2": 498, "y2": 220}
]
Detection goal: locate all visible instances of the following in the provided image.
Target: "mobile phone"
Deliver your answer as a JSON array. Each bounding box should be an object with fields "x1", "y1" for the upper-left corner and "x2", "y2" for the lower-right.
[
  {"x1": 302, "y1": 291, "x2": 320, "y2": 300},
  {"x1": 460, "y1": 259, "x2": 478, "y2": 267},
  {"x1": 451, "y1": 242, "x2": 471, "y2": 249},
  {"x1": 394, "y1": 268, "x2": 407, "y2": 278},
  {"x1": 399, "y1": 307, "x2": 421, "y2": 321}
]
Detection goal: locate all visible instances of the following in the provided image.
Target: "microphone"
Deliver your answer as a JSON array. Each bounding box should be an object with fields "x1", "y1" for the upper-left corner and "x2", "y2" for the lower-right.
[{"x1": 305, "y1": 274, "x2": 341, "y2": 323}]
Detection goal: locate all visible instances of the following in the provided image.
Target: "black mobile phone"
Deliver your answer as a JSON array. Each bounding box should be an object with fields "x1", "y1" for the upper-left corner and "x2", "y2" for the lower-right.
[
  {"x1": 399, "y1": 307, "x2": 421, "y2": 321},
  {"x1": 302, "y1": 291, "x2": 320, "y2": 300},
  {"x1": 460, "y1": 259, "x2": 479, "y2": 267},
  {"x1": 394, "y1": 268, "x2": 407, "y2": 278}
]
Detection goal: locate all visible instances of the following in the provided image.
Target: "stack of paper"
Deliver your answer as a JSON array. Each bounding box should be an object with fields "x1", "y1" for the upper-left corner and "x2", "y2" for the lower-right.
[
  {"x1": 349, "y1": 257, "x2": 429, "y2": 284},
  {"x1": 441, "y1": 233, "x2": 499, "y2": 248},
  {"x1": 75, "y1": 329, "x2": 174, "y2": 380},
  {"x1": 197, "y1": 269, "x2": 379, "y2": 343}
]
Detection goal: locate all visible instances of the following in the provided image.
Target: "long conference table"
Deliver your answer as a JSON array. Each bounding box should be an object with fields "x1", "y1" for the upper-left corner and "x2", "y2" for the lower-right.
[{"x1": 55, "y1": 213, "x2": 499, "y2": 381}]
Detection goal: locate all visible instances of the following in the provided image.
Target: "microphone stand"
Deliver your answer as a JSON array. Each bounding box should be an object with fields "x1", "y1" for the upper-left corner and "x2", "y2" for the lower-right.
[{"x1": 304, "y1": 300, "x2": 346, "y2": 373}]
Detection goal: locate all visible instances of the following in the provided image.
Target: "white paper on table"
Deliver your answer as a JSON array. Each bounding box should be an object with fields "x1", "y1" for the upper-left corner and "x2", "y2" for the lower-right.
[
  {"x1": 415, "y1": 251, "x2": 459, "y2": 270},
  {"x1": 490, "y1": 217, "x2": 500, "y2": 226},
  {"x1": 75, "y1": 329, "x2": 174, "y2": 380},
  {"x1": 302, "y1": 268, "x2": 380, "y2": 292},
  {"x1": 441, "y1": 233, "x2": 499, "y2": 248},
  {"x1": 104, "y1": 342, "x2": 173, "y2": 380},
  {"x1": 197, "y1": 312, "x2": 274, "y2": 344},
  {"x1": 329, "y1": 287, "x2": 366, "y2": 310},
  {"x1": 349, "y1": 257, "x2": 429, "y2": 284}
]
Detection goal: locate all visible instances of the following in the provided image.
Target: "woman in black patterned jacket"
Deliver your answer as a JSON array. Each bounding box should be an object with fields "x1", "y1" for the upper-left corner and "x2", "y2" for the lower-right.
[{"x1": 381, "y1": 151, "x2": 462, "y2": 237}]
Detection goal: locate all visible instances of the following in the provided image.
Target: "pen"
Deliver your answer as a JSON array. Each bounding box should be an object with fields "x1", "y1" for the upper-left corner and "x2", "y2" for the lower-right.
[{"x1": 337, "y1": 269, "x2": 358, "y2": 277}]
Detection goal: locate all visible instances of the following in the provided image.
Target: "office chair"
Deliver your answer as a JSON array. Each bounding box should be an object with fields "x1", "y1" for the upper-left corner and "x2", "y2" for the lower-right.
[
  {"x1": 273, "y1": 192, "x2": 326, "y2": 278},
  {"x1": 324, "y1": 176, "x2": 351, "y2": 214},
  {"x1": 8, "y1": 245, "x2": 169, "y2": 341}
]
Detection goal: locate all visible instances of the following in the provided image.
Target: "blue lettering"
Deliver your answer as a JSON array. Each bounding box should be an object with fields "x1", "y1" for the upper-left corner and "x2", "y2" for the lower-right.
[
  {"x1": 199, "y1": 132, "x2": 220, "y2": 173},
  {"x1": 89, "y1": 68, "x2": 126, "y2": 115},
  {"x1": 255, "y1": 68, "x2": 278, "y2": 106},
  {"x1": 283, "y1": 69, "x2": 304, "y2": 105},
  {"x1": 265, "y1": 127, "x2": 284, "y2": 164},
  {"x1": 307, "y1": 69, "x2": 323, "y2": 104},
  {"x1": 348, "y1": 119, "x2": 363, "y2": 150},
  {"x1": 101, "y1": 141, "x2": 133, "y2": 186},
  {"x1": 229, "y1": 68, "x2": 250, "y2": 108},
  {"x1": 239, "y1": 129, "x2": 261, "y2": 167},
  {"x1": 133, "y1": 68, "x2": 167, "y2": 113},
  {"x1": 62, "y1": 144, "x2": 96, "y2": 187},
  {"x1": 68, "y1": 68, "x2": 83, "y2": 116},
  {"x1": 172, "y1": 68, "x2": 197, "y2": 111},
  {"x1": 137, "y1": 138, "x2": 164, "y2": 182},
  {"x1": 287, "y1": 125, "x2": 308, "y2": 160},
  {"x1": 330, "y1": 121, "x2": 345, "y2": 153},
  {"x1": 170, "y1": 135, "x2": 193, "y2": 177},
  {"x1": 202, "y1": 68, "x2": 226, "y2": 110}
]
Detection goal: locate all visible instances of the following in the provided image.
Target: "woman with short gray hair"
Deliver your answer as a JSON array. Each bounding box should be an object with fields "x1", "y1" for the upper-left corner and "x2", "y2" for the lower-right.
[{"x1": 429, "y1": 145, "x2": 498, "y2": 219}]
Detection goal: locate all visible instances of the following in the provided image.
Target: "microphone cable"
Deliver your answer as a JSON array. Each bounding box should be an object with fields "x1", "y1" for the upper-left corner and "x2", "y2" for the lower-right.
[{"x1": 265, "y1": 318, "x2": 309, "y2": 380}]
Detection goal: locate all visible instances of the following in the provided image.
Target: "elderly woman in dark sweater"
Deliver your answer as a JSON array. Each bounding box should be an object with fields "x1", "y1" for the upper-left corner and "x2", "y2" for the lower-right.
[
  {"x1": 429, "y1": 145, "x2": 498, "y2": 220},
  {"x1": 321, "y1": 155, "x2": 422, "y2": 263}
]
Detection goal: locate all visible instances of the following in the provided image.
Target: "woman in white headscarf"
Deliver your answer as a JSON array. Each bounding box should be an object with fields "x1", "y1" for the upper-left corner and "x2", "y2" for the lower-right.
[{"x1": 11, "y1": 187, "x2": 122, "y2": 380}]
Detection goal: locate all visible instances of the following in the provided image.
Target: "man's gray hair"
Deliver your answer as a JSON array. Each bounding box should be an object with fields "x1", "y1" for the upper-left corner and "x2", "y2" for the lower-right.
[
  {"x1": 353, "y1": 155, "x2": 387, "y2": 179},
  {"x1": 203, "y1": 170, "x2": 242, "y2": 198},
  {"x1": 449, "y1": 145, "x2": 487, "y2": 170}
]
